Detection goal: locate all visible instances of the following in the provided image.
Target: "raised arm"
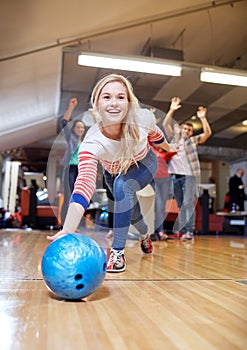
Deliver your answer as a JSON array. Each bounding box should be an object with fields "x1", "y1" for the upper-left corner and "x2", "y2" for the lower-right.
[
  {"x1": 63, "y1": 98, "x2": 78, "y2": 121},
  {"x1": 197, "y1": 106, "x2": 212, "y2": 144},
  {"x1": 162, "y1": 97, "x2": 181, "y2": 139}
]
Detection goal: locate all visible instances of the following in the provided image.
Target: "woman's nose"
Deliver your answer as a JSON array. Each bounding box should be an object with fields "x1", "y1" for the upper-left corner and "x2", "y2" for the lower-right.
[{"x1": 110, "y1": 97, "x2": 118, "y2": 106}]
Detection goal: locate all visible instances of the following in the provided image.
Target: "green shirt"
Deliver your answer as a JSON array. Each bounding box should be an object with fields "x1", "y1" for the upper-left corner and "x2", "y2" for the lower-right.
[{"x1": 69, "y1": 145, "x2": 79, "y2": 165}]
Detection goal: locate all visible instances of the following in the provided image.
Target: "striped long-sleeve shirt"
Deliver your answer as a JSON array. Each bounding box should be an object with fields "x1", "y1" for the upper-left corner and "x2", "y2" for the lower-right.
[{"x1": 71, "y1": 108, "x2": 166, "y2": 210}]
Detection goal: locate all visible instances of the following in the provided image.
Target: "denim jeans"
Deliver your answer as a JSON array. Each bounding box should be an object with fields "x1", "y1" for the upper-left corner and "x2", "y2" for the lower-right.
[
  {"x1": 103, "y1": 149, "x2": 158, "y2": 250},
  {"x1": 69, "y1": 164, "x2": 78, "y2": 193},
  {"x1": 154, "y1": 176, "x2": 172, "y2": 233},
  {"x1": 172, "y1": 175, "x2": 197, "y2": 233},
  {"x1": 61, "y1": 166, "x2": 71, "y2": 225}
]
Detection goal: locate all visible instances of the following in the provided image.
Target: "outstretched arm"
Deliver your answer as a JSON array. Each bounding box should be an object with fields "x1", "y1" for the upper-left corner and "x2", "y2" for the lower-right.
[
  {"x1": 47, "y1": 202, "x2": 85, "y2": 241},
  {"x1": 197, "y1": 106, "x2": 212, "y2": 143},
  {"x1": 162, "y1": 97, "x2": 181, "y2": 139},
  {"x1": 47, "y1": 151, "x2": 98, "y2": 241}
]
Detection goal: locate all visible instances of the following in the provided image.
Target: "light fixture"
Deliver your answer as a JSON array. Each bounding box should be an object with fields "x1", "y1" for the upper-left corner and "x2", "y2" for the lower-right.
[
  {"x1": 78, "y1": 52, "x2": 182, "y2": 77},
  {"x1": 200, "y1": 67, "x2": 247, "y2": 87}
]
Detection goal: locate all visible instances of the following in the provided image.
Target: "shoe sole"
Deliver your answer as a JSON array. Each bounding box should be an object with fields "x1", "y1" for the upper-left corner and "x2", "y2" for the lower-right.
[
  {"x1": 106, "y1": 267, "x2": 126, "y2": 273},
  {"x1": 106, "y1": 258, "x2": 126, "y2": 273}
]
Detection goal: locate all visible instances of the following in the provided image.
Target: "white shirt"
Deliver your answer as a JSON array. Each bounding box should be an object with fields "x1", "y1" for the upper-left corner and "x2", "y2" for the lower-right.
[{"x1": 168, "y1": 138, "x2": 192, "y2": 175}]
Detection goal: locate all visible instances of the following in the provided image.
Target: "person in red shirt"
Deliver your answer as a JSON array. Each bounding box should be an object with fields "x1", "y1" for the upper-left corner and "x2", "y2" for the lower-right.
[{"x1": 149, "y1": 142, "x2": 177, "y2": 241}]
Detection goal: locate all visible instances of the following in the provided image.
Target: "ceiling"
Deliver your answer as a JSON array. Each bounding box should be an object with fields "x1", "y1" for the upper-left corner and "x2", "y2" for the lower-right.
[{"x1": 0, "y1": 0, "x2": 247, "y2": 173}]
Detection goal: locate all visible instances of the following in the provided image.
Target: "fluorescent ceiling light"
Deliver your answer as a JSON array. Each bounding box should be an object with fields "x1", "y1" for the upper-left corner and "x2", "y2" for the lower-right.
[
  {"x1": 78, "y1": 52, "x2": 182, "y2": 77},
  {"x1": 200, "y1": 67, "x2": 247, "y2": 87}
]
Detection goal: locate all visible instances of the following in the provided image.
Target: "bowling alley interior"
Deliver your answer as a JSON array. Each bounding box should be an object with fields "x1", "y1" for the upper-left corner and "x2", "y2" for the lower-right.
[{"x1": 1, "y1": 1, "x2": 247, "y2": 349}]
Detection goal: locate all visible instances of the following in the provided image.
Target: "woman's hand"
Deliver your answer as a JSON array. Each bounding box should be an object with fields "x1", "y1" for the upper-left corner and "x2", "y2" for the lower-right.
[{"x1": 69, "y1": 98, "x2": 78, "y2": 110}]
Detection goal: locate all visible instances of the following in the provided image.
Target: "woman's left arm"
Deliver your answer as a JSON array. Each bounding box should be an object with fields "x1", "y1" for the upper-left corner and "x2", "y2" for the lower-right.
[{"x1": 157, "y1": 139, "x2": 171, "y2": 152}]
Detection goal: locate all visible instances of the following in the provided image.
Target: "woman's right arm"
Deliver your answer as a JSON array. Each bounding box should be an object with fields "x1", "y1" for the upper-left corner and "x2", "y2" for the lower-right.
[
  {"x1": 62, "y1": 98, "x2": 78, "y2": 141},
  {"x1": 47, "y1": 150, "x2": 98, "y2": 241},
  {"x1": 63, "y1": 98, "x2": 77, "y2": 121}
]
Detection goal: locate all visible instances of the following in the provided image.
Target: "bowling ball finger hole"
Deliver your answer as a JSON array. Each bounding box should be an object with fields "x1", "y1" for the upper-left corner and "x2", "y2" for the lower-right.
[
  {"x1": 74, "y1": 273, "x2": 83, "y2": 280},
  {"x1": 74, "y1": 274, "x2": 84, "y2": 290},
  {"x1": 76, "y1": 283, "x2": 85, "y2": 290}
]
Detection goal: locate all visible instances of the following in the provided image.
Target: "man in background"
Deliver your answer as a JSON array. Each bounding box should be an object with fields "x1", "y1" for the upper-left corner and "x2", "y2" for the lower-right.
[
  {"x1": 229, "y1": 168, "x2": 246, "y2": 211},
  {"x1": 163, "y1": 97, "x2": 212, "y2": 241}
]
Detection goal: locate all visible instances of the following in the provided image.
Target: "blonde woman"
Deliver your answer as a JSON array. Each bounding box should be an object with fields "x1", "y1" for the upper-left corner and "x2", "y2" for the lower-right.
[{"x1": 48, "y1": 74, "x2": 170, "y2": 272}]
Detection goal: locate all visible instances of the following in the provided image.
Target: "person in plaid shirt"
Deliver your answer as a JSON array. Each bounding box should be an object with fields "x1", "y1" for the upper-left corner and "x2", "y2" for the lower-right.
[{"x1": 163, "y1": 97, "x2": 212, "y2": 241}]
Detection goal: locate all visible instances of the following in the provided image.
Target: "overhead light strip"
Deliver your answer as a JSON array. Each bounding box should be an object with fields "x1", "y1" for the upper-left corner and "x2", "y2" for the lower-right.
[
  {"x1": 78, "y1": 52, "x2": 247, "y2": 87},
  {"x1": 78, "y1": 52, "x2": 182, "y2": 77},
  {"x1": 200, "y1": 67, "x2": 247, "y2": 87}
]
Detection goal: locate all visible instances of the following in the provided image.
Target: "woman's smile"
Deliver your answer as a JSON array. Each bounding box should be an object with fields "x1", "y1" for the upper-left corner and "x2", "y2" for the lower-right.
[{"x1": 97, "y1": 81, "x2": 129, "y2": 123}]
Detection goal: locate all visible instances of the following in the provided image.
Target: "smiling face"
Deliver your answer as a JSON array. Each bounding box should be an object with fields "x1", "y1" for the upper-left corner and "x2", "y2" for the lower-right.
[
  {"x1": 181, "y1": 123, "x2": 193, "y2": 138},
  {"x1": 73, "y1": 121, "x2": 85, "y2": 137},
  {"x1": 96, "y1": 81, "x2": 129, "y2": 126}
]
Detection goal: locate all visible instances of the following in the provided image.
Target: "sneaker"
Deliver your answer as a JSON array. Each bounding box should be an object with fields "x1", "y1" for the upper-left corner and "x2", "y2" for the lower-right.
[
  {"x1": 140, "y1": 234, "x2": 153, "y2": 255},
  {"x1": 181, "y1": 232, "x2": 193, "y2": 241},
  {"x1": 106, "y1": 249, "x2": 126, "y2": 272},
  {"x1": 151, "y1": 231, "x2": 168, "y2": 241},
  {"x1": 158, "y1": 231, "x2": 168, "y2": 241},
  {"x1": 150, "y1": 233, "x2": 158, "y2": 241},
  {"x1": 168, "y1": 232, "x2": 183, "y2": 239}
]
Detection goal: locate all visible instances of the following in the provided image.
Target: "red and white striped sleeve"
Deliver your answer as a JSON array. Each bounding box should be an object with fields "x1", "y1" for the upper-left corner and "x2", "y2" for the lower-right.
[
  {"x1": 148, "y1": 124, "x2": 165, "y2": 144},
  {"x1": 70, "y1": 151, "x2": 98, "y2": 210}
]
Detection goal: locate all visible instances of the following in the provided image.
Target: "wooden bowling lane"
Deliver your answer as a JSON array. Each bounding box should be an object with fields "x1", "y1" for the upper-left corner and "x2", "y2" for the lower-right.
[{"x1": 0, "y1": 228, "x2": 247, "y2": 350}]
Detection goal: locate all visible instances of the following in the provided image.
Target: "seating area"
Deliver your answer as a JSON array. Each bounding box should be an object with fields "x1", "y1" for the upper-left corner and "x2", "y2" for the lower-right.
[
  {"x1": 163, "y1": 198, "x2": 224, "y2": 234},
  {"x1": 19, "y1": 185, "x2": 224, "y2": 234},
  {"x1": 21, "y1": 187, "x2": 59, "y2": 229},
  {"x1": 195, "y1": 201, "x2": 224, "y2": 234}
]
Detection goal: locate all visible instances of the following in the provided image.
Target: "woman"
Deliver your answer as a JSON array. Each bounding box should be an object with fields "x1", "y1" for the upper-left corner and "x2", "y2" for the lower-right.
[
  {"x1": 60, "y1": 98, "x2": 86, "y2": 225},
  {"x1": 48, "y1": 74, "x2": 170, "y2": 273}
]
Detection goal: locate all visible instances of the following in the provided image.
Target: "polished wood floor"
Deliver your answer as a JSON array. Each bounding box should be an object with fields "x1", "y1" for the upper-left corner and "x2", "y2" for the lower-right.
[{"x1": 0, "y1": 228, "x2": 247, "y2": 350}]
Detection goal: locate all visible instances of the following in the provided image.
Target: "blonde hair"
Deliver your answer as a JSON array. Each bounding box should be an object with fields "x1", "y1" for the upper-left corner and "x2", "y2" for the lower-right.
[{"x1": 90, "y1": 74, "x2": 140, "y2": 173}]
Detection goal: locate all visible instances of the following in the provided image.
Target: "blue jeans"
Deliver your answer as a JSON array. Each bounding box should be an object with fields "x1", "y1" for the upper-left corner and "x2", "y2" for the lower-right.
[
  {"x1": 172, "y1": 175, "x2": 197, "y2": 233},
  {"x1": 103, "y1": 149, "x2": 158, "y2": 250},
  {"x1": 154, "y1": 176, "x2": 171, "y2": 233}
]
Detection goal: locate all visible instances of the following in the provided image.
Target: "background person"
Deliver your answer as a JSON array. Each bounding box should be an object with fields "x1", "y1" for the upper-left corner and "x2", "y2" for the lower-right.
[
  {"x1": 163, "y1": 97, "x2": 212, "y2": 241},
  {"x1": 149, "y1": 140, "x2": 177, "y2": 241},
  {"x1": 60, "y1": 98, "x2": 86, "y2": 226},
  {"x1": 229, "y1": 168, "x2": 246, "y2": 211}
]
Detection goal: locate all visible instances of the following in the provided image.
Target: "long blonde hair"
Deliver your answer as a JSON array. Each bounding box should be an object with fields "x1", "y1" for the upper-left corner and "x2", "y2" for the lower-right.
[{"x1": 90, "y1": 74, "x2": 140, "y2": 173}]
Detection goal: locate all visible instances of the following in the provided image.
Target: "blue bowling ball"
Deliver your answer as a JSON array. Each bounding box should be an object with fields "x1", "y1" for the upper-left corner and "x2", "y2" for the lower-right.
[
  {"x1": 41, "y1": 234, "x2": 107, "y2": 300},
  {"x1": 99, "y1": 210, "x2": 108, "y2": 227}
]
